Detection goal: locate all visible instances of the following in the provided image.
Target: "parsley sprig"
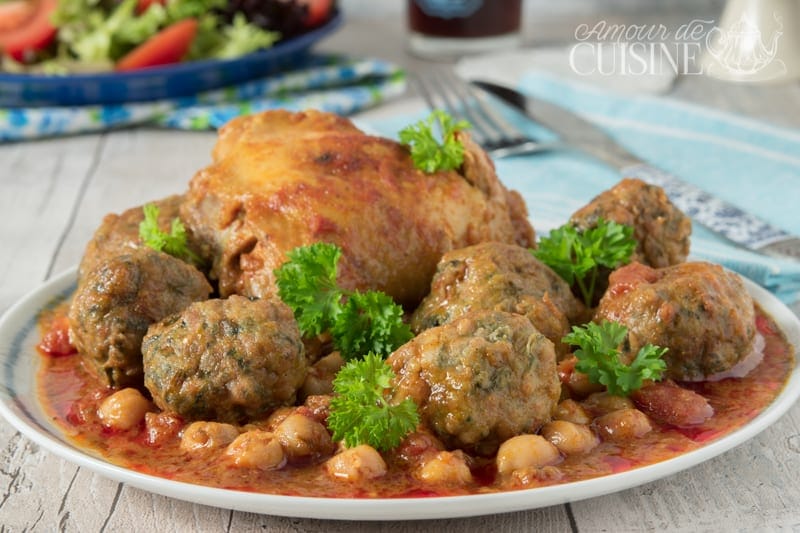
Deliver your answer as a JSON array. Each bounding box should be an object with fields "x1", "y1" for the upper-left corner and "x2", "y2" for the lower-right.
[
  {"x1": 398, "y1": 110, "x2": 471, "y2": 173},
  {"x1": 274, "y1": 243, "x2": 413, "y2": 361},
  {"x1": 138, "y1": 203, "x2": 202, "y2": 265},
  {"x1": 532, "y1": 218, "x2": 636, "y2": 307},
  {"x1": 328, "y1": 353, "x2": 420, "y2": 451},
  {"x1": 563, "y1": 321, "x2": 667, "y2": 396}
]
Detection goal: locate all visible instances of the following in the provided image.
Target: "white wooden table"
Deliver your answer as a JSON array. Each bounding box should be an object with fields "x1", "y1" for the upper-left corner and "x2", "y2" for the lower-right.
[{"x1": 2, "y1": 5, "x2": 800, "y2": 532}]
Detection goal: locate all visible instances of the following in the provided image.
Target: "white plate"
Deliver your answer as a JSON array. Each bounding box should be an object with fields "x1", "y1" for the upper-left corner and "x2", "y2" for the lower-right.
[{"x1": 1, "y1": 267, "x2": 798, "y2": 521}]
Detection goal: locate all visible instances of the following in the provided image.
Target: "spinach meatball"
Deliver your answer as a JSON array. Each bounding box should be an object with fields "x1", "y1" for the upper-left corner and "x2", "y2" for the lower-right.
[
  {"x1": 595, "y1": 261, "x2": 757, "y2": 381},
  {"x1": 78, "y1": 195, "x2": 206, "y2": 281},
  {"x1": 570, "y1": 178, "x2": 691, "y2": 268},
  {"x1": 68, "y1": 247, "x2": 212, "y2": 389},
  {"x1": 411, "y1": 242, "x2": 583, "y2": 358},
  {"x1": 389, "y1": 310, "x2": 559, "y2": 455},
  {"x1": 143, "y1": 295, "x2": 307, "y2": 424}
]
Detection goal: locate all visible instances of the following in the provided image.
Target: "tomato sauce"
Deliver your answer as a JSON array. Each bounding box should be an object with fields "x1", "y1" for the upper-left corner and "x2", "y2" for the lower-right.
[{"x1": 36, "y1": 304, "x2": 794, "y2": 498}]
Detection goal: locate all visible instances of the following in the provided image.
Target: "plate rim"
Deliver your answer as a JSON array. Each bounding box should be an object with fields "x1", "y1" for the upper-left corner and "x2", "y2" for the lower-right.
[{"x1": 0, "y1": 266, "x2": 798, "y2": 521}]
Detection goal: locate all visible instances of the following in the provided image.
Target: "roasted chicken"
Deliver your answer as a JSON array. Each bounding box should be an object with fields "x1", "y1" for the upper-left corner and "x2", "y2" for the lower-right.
[{"x1": 181, "y1": 110, "x2": 535, "y2": 306}]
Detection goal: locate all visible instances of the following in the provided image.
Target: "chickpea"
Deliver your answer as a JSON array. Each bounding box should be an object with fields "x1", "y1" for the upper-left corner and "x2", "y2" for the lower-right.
[
  {"x1": 180, "y1": 421, "x2": 239, "y2": 453},
  {"x1": 595, "y1": 409, "x2": 652, "y2": 441},
  {"x1": 144, "y1": 411, "x2": 183, "y2": 446},
  {"x1": 553, "y1": 399, "x2": 591, "y2": 425},
  {"x1": 225, "y1": 430, "x2": 286, "y2": 471},
  {"x1": 583, "y1": 392, "x2": 635, "y2": 416},
  {"x1": 301, "y1": 352, "x2": 345, "y2": 398},
  {"x1": 541, "y1": 420, "x2": 599, "y2": 456},
  {"x1": 264, "y1": 406, "x2": 296, "y2": 431},
  {"x1": 559, "y1": 357, "x2": 603, "y2": 398},
  {"x1": 393, "y1": 430, "x2": 445, "y2": 466},
  {"x1": 415, "y1": 451, "x2": 472, "y2": 485},
  {"x1": 567, "y1": 371, "x2": 605, "y2": 398},
  {"x1": 299, "y1": 394, "x2": 332, "y2": 424},
  {"x1": 325, "y1": 445, "x2": 387, "y2": 482},
  {"x1": 508, "y1": 465, "x2": 563, "y2": 487},
  {"x1": 496, "y1": 434, "x2": 561, "y2": 476},
  {"x1": 97, "y1": 388, "x2": 151, "y2": 431},
  {"x1": 274, "y1": 413, "x2": 334, "y2": 461}
]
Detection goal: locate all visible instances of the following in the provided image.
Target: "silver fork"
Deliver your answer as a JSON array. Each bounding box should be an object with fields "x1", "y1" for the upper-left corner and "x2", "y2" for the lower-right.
[{"x1": 413, "y1": 68, "x2": 551, "y2": 159}]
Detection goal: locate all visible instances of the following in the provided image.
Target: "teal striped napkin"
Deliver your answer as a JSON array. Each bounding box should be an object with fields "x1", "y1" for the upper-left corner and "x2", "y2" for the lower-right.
[
  {"x1": 0, "y1": 56, "x2": 405, "y2": 142},
  {"x1": 365, "y1": 71, "x2": 800, "y2": 305}
]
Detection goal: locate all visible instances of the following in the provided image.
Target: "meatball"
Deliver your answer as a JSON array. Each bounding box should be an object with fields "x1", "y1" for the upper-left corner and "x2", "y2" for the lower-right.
[
  {"x1": 570, "y1": 178, "x2": 691, "y2": 268},
  {"x1": 388, "y1": 310, "x2": 560, "y2": 455},
  {"x1": 78, "y1": 195, "x2": 205, "y2": 281},
  {"x1": 142, "y1": 295, "x2": 307, "y2": 424},
  {"x1": 595, "y1": 261, "x2": 756, "y2": 381},
  {"x1": 68, "y1": 247, "x2": 212, "y2": 389},
  {"x1": 411, "y1": 242, "x2": 583, "y2": 358}
]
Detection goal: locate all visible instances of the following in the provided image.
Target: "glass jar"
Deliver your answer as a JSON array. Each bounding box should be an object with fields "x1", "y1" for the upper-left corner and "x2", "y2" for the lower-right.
[{"x1": 407, "y1": 0, "x2": 523, "y2": 59}]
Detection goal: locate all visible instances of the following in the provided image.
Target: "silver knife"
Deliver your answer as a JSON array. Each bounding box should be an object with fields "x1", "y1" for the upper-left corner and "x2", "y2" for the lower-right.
[{"x1": 472, "y1": 79, "x2": 800, "y2": 262}]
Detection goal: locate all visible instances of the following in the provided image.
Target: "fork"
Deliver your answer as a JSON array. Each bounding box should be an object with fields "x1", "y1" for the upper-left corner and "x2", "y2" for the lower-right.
[{"x1": 412, "y1": 68, "x2": 551, "y2": 159}]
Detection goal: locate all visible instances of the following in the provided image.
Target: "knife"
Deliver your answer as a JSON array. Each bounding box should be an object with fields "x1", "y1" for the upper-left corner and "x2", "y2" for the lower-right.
[{"x1": 472, "y1": 79, "x2": 800, "y2": 262}]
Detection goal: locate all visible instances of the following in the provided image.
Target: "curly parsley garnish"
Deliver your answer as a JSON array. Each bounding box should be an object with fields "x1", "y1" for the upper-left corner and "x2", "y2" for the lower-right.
[
  {"x1": 532, "y1": 218, "x2": 636, "y2": 307},
  {"x1": 274, "y1": 243, "x2": 413, "y2": 361},
  {"x1": 328, "y1": 353, "x2": 419, "y2": 451},
  {"x1": 563, "y1": 321, "x2": 667, "y2": 396},
  {"x1": 138, "y1": 203, "x2": 201, "y2": 265},
  {"x1": 274, "y1": 242, "x2": 343, "y2": 337},
  {"x1": 398, "y1": 110, "x2": 471, "y2": 173}
]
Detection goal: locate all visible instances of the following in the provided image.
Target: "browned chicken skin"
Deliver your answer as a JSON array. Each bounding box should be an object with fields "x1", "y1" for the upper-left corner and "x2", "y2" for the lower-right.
[{"x1": 181, "y1": 110, "x2": 535, "y2": 306}]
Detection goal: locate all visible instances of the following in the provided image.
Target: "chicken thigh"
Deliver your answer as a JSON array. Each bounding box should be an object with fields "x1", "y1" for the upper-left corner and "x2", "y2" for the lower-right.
[{"x1": 181, "y1": 110, "x2": 535, "y2": 306}]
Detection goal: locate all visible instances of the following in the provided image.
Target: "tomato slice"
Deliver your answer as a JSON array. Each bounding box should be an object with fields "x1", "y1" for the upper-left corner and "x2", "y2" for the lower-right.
[
  {"x1": 136, "y1": 0, "x2": 166, "y2": 15},
  {"x1": 0, "y1": 1, "x2": 35, "y2": 32},
  {"x1": 38, "y1": 315, "x2": 76, "y2": 357},
  {"x1": 299, "y1": 0, "x2": 333, "y2": 28},
  {"x1": 116, "y1": 18, "x2": 198, "y2": 72},
  {"x1": 0, "y1": 0, "x2": 57, "y2": 61}
]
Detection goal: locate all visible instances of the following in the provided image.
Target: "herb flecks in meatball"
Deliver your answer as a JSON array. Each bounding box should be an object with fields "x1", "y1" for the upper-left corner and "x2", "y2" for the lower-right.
[
  {"x1": 411, "y1": 242, "x2": 583, "y2": 358},
  {"x1": 388, "y1": 310, "x2": 560, "y2": 455},
  {"x1": 570, "y1": 178, "x2": 691, "y2": 269},
  {"x1": 143, "y1": 295, "x2": 307, "y2": 424},
  {"x1": 68, "y1": 247, "x2": 212, "y2": 389},
  {"x1": 78, "y1": 195, "x2": 207, "y2": 281},
  {"x1": 596, "y1": 261, "x2": 757, "y2": 381}
]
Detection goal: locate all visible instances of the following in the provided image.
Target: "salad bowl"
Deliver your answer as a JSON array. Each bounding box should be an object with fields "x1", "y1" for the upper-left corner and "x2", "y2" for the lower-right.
[{"x1": 0, "y1": 11, "x2": 341, "y2": 107}]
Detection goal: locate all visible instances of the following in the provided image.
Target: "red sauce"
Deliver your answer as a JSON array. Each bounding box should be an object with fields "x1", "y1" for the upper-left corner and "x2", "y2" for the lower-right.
[
  {"x1": 35, "y1": 304, "x2": 794, "y2": 498},
  {"x1": 37, "y1": 313, "x2": 76, "y2": 357}
]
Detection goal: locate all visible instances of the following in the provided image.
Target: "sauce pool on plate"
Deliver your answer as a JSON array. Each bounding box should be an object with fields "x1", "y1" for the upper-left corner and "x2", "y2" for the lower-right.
[{"x1": 35, "y1": 303, "x2": 794, "y2": 498}]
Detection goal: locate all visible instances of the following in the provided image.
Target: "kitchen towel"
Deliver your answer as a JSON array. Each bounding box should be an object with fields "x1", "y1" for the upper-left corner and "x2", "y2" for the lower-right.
[
  {"x1": 0, "y1": 55, "x2": 405, "y2": 142},
  {"x1": 365, "y1": 64, "x2": 800, "y2": 305}
]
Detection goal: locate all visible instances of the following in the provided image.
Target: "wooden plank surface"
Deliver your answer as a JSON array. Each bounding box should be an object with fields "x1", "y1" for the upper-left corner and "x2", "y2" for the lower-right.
[{"x1": 2, "y1": 5, "x2": 800, "y2": 532}]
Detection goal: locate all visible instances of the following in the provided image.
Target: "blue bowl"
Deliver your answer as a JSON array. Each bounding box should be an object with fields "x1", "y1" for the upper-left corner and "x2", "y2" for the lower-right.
[{"x1": 0, "y1": 12, "x2": 342, "y2": 107}]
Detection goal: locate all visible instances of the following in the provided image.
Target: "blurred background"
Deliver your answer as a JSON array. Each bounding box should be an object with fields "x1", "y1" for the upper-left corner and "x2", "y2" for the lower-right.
[
  {"x1": 335, "y1": 0, "x2": 728, "y2": 55},
  {"x1": 324, "y1": 0, "x2": 797, "y2": 127}
]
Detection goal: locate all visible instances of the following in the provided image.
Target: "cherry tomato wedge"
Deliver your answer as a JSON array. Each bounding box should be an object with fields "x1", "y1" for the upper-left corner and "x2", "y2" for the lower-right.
[
  {"x1": 136, "y1": 0, "x2": 166, "y2": 15},
  {"x1": 0, "y1": 1, "x2": 35, "y2": 32},
  {"x1": 116, "y1": 18, "x2": 198, "y2": 72},
  {"x1": 38, "y1": 315, "x2": 76, "y2": 357},
  {"x1": 0, "y1": 0, "x2": 57, "y2": 62},
  {"x1": 299, "y1": 0, "x2": 333, "y2": 28}
]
